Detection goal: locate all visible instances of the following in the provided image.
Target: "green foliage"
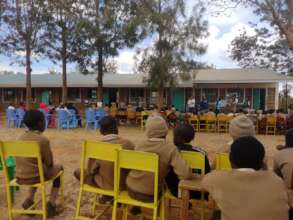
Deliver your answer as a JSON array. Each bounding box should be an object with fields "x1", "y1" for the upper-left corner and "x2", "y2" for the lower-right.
[{"x1": 136, "y1": 0, "x2": 208, "y2": 90}]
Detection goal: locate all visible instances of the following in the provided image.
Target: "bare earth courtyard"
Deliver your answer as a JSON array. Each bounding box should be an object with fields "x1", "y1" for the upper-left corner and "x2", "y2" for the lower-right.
[{"x1": 0, "y1": 127, "x2": 284, "y2": 220}]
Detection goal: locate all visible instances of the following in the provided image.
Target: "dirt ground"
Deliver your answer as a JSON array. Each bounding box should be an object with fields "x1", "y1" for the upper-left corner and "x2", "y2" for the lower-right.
[{"x1": 0, "y1": 126, "x2": 285, "y2": 220}]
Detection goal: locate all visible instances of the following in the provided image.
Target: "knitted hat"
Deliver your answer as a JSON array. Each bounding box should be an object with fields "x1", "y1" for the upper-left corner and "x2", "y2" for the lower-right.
[
  {"x1": 229, "y1": 115, "x2": 255, "y2": 140},
  {"x1": 145, "y1": 116, "x2": 168, "y2": 138}
]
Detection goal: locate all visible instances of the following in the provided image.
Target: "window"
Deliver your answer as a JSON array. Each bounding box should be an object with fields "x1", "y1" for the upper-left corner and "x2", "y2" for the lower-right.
[
  {"x1": 3, "y1": 89, "x2": 16, "y2": 102},
  {"x1": 129, "y1": 88, "x2": 144, "y2": 104},
  {"x1": 68, "y1": 88, "x2": 81, "y2": 102},
  {"x1": 150, "y1": 91, "x2": 158, "y2": 105},
  {"x1": 227, "y1": 88, "x2": 244, "y2": 103},
  {"x1": 87, "y1": 89, "x2": 97, "y2": 100},
  {"x1": 202, "y1": 88, "x2": 218, "y2": 103},
  {"x1": 22, "y1": 88, "x2": 36, "y2": 102}
]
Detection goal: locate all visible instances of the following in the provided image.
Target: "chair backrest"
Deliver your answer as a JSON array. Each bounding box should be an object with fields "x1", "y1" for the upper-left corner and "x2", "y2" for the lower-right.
[
  {"x1": 6, "y1": 109, "x2": 16, "y2": 119},
  {"x1": 68, "y1": 109, "x2": 76, "y2": 116},
  {"x1": 96, "y1": 109, "x2": 107, "y2": 118},
  {"x1": 267, "y1": 116, "x2": 277, "y2": 125},
  {"x1": 190, "y1": 116, "x2": 198, "y2": 121},
  {"x1": 215, "y1": 153, "x2": 232, "y2": 170},
  {"x1": 58, "y1": 110, "x2": 70, "y2": 121},
  {"x1": 16, "y1": 108, "x2": 25, "y2": 119},
  {"x1": 117, "y1": 150, "x2": 159, "y2": 203},
  {"x1": 217, "y1": 115, "x2": 229, "y2": 122},
  {"x1": 80, "y1": 141, "x2": 122, "y2": 185},
  {"x1": 0, "y1": 141, "x2": 45, "y2": 182},
  {"x1": 206, "y1": 115, "x2": 217, "y2": 121},
  {"x1": 85, "y1": 109, "x2": 95, "y2": 122},
  {"x1": 181, "y1": 151, "x2": 205, "y2": 175}
]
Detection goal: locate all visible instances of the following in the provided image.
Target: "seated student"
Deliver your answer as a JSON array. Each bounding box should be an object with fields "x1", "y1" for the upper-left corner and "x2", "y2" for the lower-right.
[
  {"x1": 74, "y1": 116, "x2": 135, "y2": 192},
  {"x1": 205, "y1": 108, "x2": 216, "y2": 117},
  {"x1": 16, "y1": 110, "x2": 63, "y2": 218},
  {"x1": 165, "y1": 124, "x2": 211, "y2": 198},
  {"x1": 218, "y1": 115, "x2": 255, "y2": 153},
  {"x1": 67, "y1": 103, "x2": 82, "y2": 127},
  {"x1": 202, "y1": 136, "x2": 290, "y2": 220},
  {"x1": 274, "y1": 128, "x2": 293, "y2": 189},
  {"x1": 126, "y1": 116, "x2": 192, "y2": 203},
  {"x1": 166, "y1": 106, "x2": 177, "y2": 127}
]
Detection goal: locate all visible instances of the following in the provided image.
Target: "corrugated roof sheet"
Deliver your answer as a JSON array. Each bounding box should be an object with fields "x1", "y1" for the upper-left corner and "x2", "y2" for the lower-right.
[{"x1": 0, "y1": 68, "x2": 289, "y2": 88}]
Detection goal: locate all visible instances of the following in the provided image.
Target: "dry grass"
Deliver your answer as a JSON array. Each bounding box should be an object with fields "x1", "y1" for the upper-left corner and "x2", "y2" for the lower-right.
[{"x1": 0, "y1": 126, "x2": 284, "y2": 220}]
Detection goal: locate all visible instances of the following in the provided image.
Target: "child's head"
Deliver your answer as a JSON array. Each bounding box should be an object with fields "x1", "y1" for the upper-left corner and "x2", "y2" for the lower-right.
[
  {"x1": 99, "y1": 116, "x2": 118, "y2": 135},
  {"x1": 173, "y1": 124, "x2": 195, "y2": 146},
  {"x1": 285, "y1": 128, "x2": 293, "y2": 147},
  {"x1": 230, "y1": 136, "x2": 265, "y2": 170},
  {"x1": 229, "y1": 115, "x2": 255, "y2": 140},
  {"x1": 23, "y1": 110, "x2": 46, "y2": 132},
  {"x1": 145, "y1": 116, "x2": 168, "y2": 139}
]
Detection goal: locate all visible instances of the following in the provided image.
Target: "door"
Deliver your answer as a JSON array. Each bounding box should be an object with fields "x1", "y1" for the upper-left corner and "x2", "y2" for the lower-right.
[
  {"x1": 41, "y1": 91, "x2": 50, "y2": 105},
  {"x1": 103, "y1": 90, "x2": 109, "y2": 106},
  {"x1": 109, "y1": 88, "x2": 117, "y2": 104},
  {"x1": 260, "y1": 88, "x2": 266, "y2": 111},
  {"x1": 253, "y1": 88, "x2": 260, "y2": 110},
  {"x1": 172, "y1": 88, "x2": 185, "y2": 112}
]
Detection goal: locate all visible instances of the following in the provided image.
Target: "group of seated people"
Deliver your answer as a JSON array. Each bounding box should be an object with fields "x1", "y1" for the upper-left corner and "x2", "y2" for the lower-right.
[{"x1": 12, "y1": 109, "x2": 293, "y2": 219}]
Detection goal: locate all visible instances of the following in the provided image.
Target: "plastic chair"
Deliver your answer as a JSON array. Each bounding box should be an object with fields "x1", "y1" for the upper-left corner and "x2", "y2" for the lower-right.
[
  {"x1": 38, "y1": 109, "x2": 49, "y2": 129},
  {"x1": 215, "y1": 153, "x2": 232, "y2": 170},
  {"x1": 0, "y1": 141, "x2": 64, "y2": 220},
  {"x1": 206, "y1": 116, "x2": 217, "y2": 132},
  {"x1": 217, "y1": 116, "x2": 230, "y2": 133},
  {"x1": 0, "y1": 156, "x2": 16, "y2": 202},
  {"x1": 16, "y1": 108, "x2": 25, "y2": 128},
  {"x1": 164, "y1": 151, "x2": 206, "y2": 220},
  {"x1": 75, "y1": 141, "x2": 121, "y2": 220},
  {"x1": 199, "y1": 116, "x2": 207, "y2": 132},
  {"x1": 57, "y1": 110, "x2": 70, "y2": 129},
  {"x1": 141, "y1": 111, "x2": 150, "y2": 129},
  {"x1": 85, "y1": 109, "x2": 99, "y2": 130},
  {"x1": 6, "y1": 109, "x2": 17, "y2": 128},
  {"x1": 189, "y1": 115, "x2": 199, "y2": 132},
  {"x1": 266, "y1": 116, "x2": 277, "y2": 135},
  {"x1": 68, "y1": 109, "x2": 78, "y2": 128},
  {"x1": 112, "y1": 150, "x2": 163, "y2": 220}
]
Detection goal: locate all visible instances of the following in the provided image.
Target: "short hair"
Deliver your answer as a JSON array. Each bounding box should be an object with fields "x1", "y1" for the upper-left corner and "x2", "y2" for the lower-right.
[
  {"x1": 23, "y1": 110, "x2": 44, "y2": 130},
  {"x1": 173, "y1": 124, "x2": 195, "y2": 146},
  {"x1": 99, "y1": 116, "x2": 118, "y2": 134},
  {"x1": 286, "y1": 128, "x2": 293, "y2": 147},
  {"x1": 230, "y1": 136, "x2": 265, "y2": 170}
]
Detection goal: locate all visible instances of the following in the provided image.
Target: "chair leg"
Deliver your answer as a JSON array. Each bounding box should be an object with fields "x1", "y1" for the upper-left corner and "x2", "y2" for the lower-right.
[
  {"x1": 152, "y1": 207, "x2": 158, "y2": 220},
  {"x1": 91, "y1": 194, "x2": 98, "y2": 216},
  {"x1": 111, "y1": 200, "x2": 118, "y2": 220},
  {"x1": 122, "y1": 204, "x2": 128, "y2": 220},
  {"x1": 6, "y1": 183, "x2": 13, "y2": 220},
  {"x1": 200, "y1": 192, "x2": 205, "y2": 220},
  {"x1": 160, "y1": 198, "x2": 165, "y2": 220},
  {"x1": 41, "y1": 186, "x2": 47, "y2": 220},
  {"x1": 75, "y1": 188, "x2": 83, "y2": 220}
]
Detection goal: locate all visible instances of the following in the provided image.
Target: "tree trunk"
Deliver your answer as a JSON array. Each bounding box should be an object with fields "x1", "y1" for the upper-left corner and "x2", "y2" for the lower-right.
[
  {"x1": 25, "y1": 40, "x2": 32, "y2": 110},
  {"x1": 97, "y1": 48, "x2": 103, "y2": 102},
  {"x1": 158, "y1": 87, "x2": 164, "y2": 110},
  {"x1": 61, "y1": 27, "x2": 67, "y2": 104}
]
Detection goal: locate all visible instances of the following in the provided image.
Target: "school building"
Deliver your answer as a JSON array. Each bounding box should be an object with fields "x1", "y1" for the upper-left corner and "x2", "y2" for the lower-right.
[{"x1": 0, "y1": 68, "x2": 289, "y2": 112}]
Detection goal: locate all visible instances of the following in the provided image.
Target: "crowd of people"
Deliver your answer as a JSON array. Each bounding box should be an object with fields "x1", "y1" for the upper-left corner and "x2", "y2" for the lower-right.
[{"x1": 10, "y1": 109, "x2": 293, "y2": 219}]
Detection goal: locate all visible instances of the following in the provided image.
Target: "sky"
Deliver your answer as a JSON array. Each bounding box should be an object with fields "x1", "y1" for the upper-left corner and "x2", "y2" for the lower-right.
[{"x1": 0, "y1": 2, "x2": 257, "y2": 75}]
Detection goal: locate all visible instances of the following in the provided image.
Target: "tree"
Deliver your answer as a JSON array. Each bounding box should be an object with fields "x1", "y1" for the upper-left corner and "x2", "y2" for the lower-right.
[
  {"x1": 207, "y1": 0, "x2": 293, "y2": 50},
  {"x1": 229, "y1": 30, "x2": 293, "y2": 74},
  {"x1": 0, "y1": 0, "x2": 45, "y2": 109},
  {"x1": 73, "y1": 0, "x2": 147, "y2": 102},
  {"x1": 43, "y1": 0, "x2": 80, "y2": 103},
  {"x1": 136, "y1": 0, "x2": 208, "y2": 108}
]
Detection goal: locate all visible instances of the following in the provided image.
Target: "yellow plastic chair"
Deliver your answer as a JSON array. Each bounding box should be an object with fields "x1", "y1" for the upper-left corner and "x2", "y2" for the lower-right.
[
  {"x1": 199, "y1": 116, "x2": 207, "y2": 132},
  {"x1": 189, "y1": 115, "x2": 199, "y2": 132},
  {"x1": 112, "y1": 150, "x2": 163, "y2": 220},
  {"x1": 266, "y1": 116, "x2": 277, "y2": 135},
  {"x1": 164, "y1": 151, "x2": 206, "y2": 220},
  {"x1": 215, "y1": 153, "x2": 232, "y2": 170},
  {"x1": 141, "y1": 111, "x2": 150, "y2": 129},
  {"x1": 206, "y1": 116, "x2": 217, "y2": 132},
  {"x1": 75, "y1": 141, "x2": 122, "y2": 220},
  {"x1": 0, "y1": 141, "x2": 64, "y2": 220},
  {"x1": 217, "y1": 116, "x2": 230, "y2": 133}
]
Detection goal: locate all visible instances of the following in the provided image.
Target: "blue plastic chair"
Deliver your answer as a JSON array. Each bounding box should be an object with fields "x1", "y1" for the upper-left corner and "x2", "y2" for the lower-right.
[
  {"x1": 68, "y1": 109, "x2": 78, "y2": 128},
  {"x1": 57, "y1": 110, "x2": 70, "y2": 129},
  {"x1": 85, "y1": 109, "x2": 99, "y2": 129},
  {"x1": 16, "y1": 108, "x2": 25, "y2": 128},
  {"x1": 38, "y1": 109, "x2": 49, "y2": 129},
  {"x1": 6, "y1": 109, "x2": 16, "y2": 128}
]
